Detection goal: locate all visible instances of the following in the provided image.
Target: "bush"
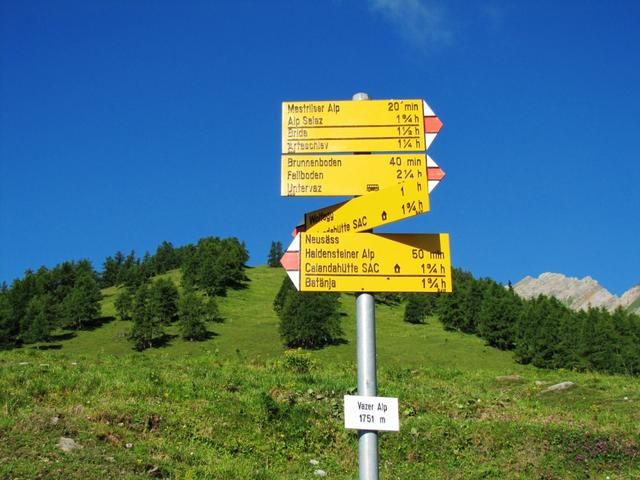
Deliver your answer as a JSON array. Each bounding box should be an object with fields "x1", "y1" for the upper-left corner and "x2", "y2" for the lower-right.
[{"x1": 283, "y1": 348, "x2": 313, "y2": 373}]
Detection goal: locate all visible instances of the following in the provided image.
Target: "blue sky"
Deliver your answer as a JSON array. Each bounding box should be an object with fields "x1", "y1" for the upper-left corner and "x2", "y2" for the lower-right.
[{"x1": 1, "y1": 0, "x2": 638, "y2": 295}]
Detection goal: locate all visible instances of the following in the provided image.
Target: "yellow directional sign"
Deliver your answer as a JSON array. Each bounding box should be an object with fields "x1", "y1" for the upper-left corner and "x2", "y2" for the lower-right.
[
  {"x1": 281, "y1": 153, "x2": 426, "y2": 196},
  {"x1": 305, "y1": 180, "x2": 429, "y2": 233},
  {"x1": 282, "y1": 99, "x2": 426, "y2": 153},
  {"x1": 298, "y1": 232, "x2": 452, "y2": 292}
]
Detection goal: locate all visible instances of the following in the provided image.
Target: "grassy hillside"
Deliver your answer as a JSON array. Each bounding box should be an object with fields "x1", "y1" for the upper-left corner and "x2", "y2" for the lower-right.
[{"x1": 1, "y1": 266, "x2": 639, "y2": 479}]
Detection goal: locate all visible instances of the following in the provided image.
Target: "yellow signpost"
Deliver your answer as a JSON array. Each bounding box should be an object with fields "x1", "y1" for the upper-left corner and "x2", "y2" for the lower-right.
[
  {"x1": 279, "y1": 95, "x2": 449, "y2": 480},
  {"x1": 297, "y1": 232, "x2": 451, "y2": 292},
  {"x1": 304, "y1": 180, "x2": 429, "y2": 233},
  {"x1": 281, "y1": 153, "x2": 426, "y2": 196},
  {"x1": 282, "y1": 99, "x2": 426, "y2": 153}
]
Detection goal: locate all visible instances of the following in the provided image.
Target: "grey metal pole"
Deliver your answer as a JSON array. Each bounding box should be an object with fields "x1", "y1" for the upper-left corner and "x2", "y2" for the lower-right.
[{"x1": 353, "y1": 91, "x2": 379, "y2": 480}]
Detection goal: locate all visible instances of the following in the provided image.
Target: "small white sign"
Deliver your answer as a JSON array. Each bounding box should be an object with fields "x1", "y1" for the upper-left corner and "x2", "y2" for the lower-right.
[{"x1": 344, "y1": 395, "x2": 399, "y2": 432}]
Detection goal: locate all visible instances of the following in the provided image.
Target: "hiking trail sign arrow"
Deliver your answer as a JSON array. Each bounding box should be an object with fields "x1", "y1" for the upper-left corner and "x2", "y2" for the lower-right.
[
  {"x1": 281, "y1": 153, "x2": 445, "y2": 196},
  {"x1": 279, "y1": 96, "x2": 450, "y2": 294},
  {"x1": 303, "y1": 179, "x2": 428, "y2": 234},
  {"x1": 282, "y1": 99, "x2": 442, "y2": 154},
  {"x1": 280, "y1": 232, "x2": 452, "y2": 292}
]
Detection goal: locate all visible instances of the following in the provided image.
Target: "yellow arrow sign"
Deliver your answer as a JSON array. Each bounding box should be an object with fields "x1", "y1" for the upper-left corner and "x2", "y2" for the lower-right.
[
  {"x1": 281, "y1": 153, "x2": 426, "y2": 196},
  {"x1": 282, "y1": 99, "x2": 425, "y2": 153},
  {"x1": 286, "y1": 232, "x2": 452, "y2": 292},
  {"x1": 304, "y1": 180, "x2": 429, "y2": 233}
]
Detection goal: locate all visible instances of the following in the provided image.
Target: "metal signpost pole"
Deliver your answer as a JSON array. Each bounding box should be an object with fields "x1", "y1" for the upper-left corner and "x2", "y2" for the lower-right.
[{"x1": 353, "y1": 91, "x2": 379, "y2": 480}]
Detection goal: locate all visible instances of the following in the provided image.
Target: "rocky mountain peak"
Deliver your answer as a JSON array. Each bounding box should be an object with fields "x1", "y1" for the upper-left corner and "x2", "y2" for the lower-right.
[{"x1": 513, "y1": 273, "x2": 640, "y2": 314}]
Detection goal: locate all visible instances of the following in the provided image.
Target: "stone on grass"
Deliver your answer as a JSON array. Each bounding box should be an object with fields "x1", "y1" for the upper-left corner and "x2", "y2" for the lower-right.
[
  {"x1": 544, "y1": 381, "x2": 575, "y2": 393},
  {"x1": 314, "y1": 469, "x2": 327, "y2": 477},
  {"x1": 57, "y1": 437, "x2": 81, "y2": 453},
  {"x1": 309, "y1": 459, "x2": 320, "y2": 466}
]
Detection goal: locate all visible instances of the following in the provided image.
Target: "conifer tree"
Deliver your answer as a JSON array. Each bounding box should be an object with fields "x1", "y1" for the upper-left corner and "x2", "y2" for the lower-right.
[
  {"x1": 611, "y1": 307, "x2": 640, "y2": 375},
  {"x1": 580, "y1": 307, "x2": 621, "y2": 373},
  {"x1": 61, "y1": 272, "x2": 102, "y2": 329},
  {"x1": 477, "y1": 283, "x2": 520, "y2": 350},
  {"x1": 149, "y1": 278, "x2": 179, "y2": 324},
  {"x1": 267, "y1": 241, "x2": 284, "y2": 267},
  {"x1": 0, "y1": 291, "x2": 15, "y2": 346},
  {"x1": 404, "y1": 294, "x2": 430, "y2": 324},
  {"x1": 154, "y1": 240, "x2": 180, "y2": 274},
  {"x1": 178, "y1": 289, "x2": 208, "y2": 340},
  {"x1": 204, "y1": 295, "x2": 222, "y2": 323},
  {"x1": 273, "y1": 276, "x2": 295, "y2": 315},
  {"x1": 114, "y1": 287, "x2": 134, "y2": 321},
  {"x1": 20, "y1": 294, "x2": 56, "y2": 344},
  {"x1": 278, "y1": 291, "x2": 343, "y2": 349},
  {"x1": 129, "y1": 283, "x2": 163, "y2": 350}
]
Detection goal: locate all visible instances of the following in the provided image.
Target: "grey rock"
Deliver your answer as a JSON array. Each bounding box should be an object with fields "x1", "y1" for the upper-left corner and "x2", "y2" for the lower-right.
[
  {"x1": 57, "y1": 437, "x2": 81, "y2": 453},
  {"x1": 544, "y1": 381, "x2": 575, "y2": 393},
  {"x1": 309, "y1": 459, "x2": 320, "y2": 465},
  {"x1": 514, "y1": 273, "x2": 640, "y2": 314},
  {"x1": 50, "y1": 416, "x2": 60, "y2": 425},
  {"x1": 314, "y1": 469, "x2": 327, "y2": 477}
]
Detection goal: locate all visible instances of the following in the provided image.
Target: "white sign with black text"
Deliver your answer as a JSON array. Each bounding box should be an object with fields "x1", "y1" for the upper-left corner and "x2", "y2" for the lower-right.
[{"x1": 343, "y1": 395, "x2": 399, "y2": 432}]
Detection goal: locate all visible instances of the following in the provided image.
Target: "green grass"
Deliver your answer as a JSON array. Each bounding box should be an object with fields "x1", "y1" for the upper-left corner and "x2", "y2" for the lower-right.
[{"x1": 1, "y1": 266, "x2": 639, "y2": 479}]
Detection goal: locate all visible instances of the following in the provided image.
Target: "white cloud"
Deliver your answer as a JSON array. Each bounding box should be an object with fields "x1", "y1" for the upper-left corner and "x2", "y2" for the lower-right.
[{"x1": 369, "y1": 0, "x2": 454, "y2": 50}]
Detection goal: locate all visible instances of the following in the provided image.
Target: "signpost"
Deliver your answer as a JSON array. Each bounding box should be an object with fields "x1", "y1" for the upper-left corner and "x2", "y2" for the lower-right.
[
  {"x1": 281, "y1": 153, "x2": 445, "y2": 196},
  {"x1": 279, "y1": 92, "x2": 450, "y2": 480},
  {"x1": 281, "y1": 232, "x2": 452, "y2": 293},
  {"x1": 282, "y1": 99, "x2": 442, "y2": 153},
  {"x1": 304, "y1": 179, "x2": 428, "y2": 234}
]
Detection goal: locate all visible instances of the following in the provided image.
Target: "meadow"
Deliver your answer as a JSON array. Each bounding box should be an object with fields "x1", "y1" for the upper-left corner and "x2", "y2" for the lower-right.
[{"x1": 1, "y1": 266, "x2": 639, "y2": 479}]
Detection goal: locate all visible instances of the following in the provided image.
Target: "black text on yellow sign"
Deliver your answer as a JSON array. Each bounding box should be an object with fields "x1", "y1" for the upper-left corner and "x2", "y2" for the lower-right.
[
  {"x1": 304, "y1": 180, "x2": 429, "y2": 233},
  {"x1": 281, "y1": 153, "x2": 426, "y2": 196},
  {"x1": 282, "y1": 99, "x2": 426, "y2": 154},
  {"x1": 299, "y1": 232, "x2": 452, "y2": 292}
]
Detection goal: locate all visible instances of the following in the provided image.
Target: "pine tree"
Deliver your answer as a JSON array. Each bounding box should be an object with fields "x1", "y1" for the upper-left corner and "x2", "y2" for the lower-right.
[
  {"x1": 0, "y1": 291, "x2": 15, "y2": 346},
  {"x1": 550, "y1": 309, "x2": 581, "y2": 369},
  {"x1": 437, "y1": 284, "x2": 468, "y2": 332},
  {"x1": 477, "y1": 283, "x2": 520, "y2": 350},
  {"x1": 155, "y1": 240, "x2": 179, "y2": 274},
  {"x1": 114, "y1": 287, "x2": 134, "y2": 321},
  {"x1": 273, "y1": 276, "x2": 295, "y2": 315},
  {"x1": 436, "y1": 268, "x2": 478, "y2": 332},
  {"x1": 404, "y1": 294, "x2": 431, "y2": 324},
  {"x1": 204, "y1": 295, "x2": 222, "y2": 323},
  {"x1": 101, "y1": 251, "x2": 124, "y2": 287},
  {"x1": 611, "y1": 307, "x2": 640, "y2": 375},
  {"x1": 278, "y1": 291, "x2": 343, "y2": 349},
  {"x1": 20, "y1": 294, "x2": 56, "y2": 344},
  {"x1": 267, "y1": 241, "x2": 284, "y2": 267},
  {"x1": 61, "y1": 272, "x2": 102, "y2": 329},
  {"x1": 178, "y1": 290, "x2": 208, "y2": 340},
  {"x1": 149, "y1": 278, "x2": 179, "y2": 324},
  {"x1": 129, "y1": 283, "x2": 163, "y2": 350},
  {"x1": 580, "y1": 308, "x2": 621, "y2": 373}
]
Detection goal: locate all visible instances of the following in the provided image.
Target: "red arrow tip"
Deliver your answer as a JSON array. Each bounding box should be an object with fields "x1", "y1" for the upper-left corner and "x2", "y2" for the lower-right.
[
  {"x1": 427, "y1": 167, "x2": 445, "y2": 181},
  {"x1": 424, "y1": 116, "x2": 443, "y2": 134},
  {"x1": 280, "y1": 251, "x2": 299, "y2": 270}
]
